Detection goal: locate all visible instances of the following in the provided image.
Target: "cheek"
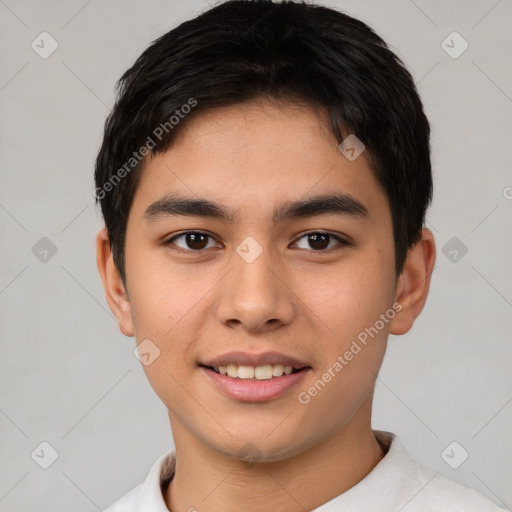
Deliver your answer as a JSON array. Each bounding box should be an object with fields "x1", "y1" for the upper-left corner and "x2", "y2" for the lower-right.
[
  {"x1": 293, "y1": 262, "x2": 394, "y2": 426},
  {"x1": 125, "y1": 244, "x2": 210, "y2": 338},
  {"x1": 294, "y1": 248, "x2": 396, "y2": 408},
  {"x1": 300, "y1": 255, "x2": 395, "y2": 344},
  {"x1": 125, "y1": 249, "x2": 220, "y2": 394}
]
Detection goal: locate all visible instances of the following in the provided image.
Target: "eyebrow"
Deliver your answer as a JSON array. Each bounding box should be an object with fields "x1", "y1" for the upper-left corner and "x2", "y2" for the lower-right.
[{"x1": 144, "y1": 193, "x2": 369, "y2": 224}]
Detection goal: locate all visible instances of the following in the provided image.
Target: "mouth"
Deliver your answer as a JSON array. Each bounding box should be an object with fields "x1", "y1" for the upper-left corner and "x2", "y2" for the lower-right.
[{"x1": 198, "y1": 352, "x2": 312, "y2": 402}]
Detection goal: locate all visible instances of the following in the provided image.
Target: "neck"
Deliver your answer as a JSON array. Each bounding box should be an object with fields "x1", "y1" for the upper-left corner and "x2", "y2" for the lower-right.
[{"x1": 164, "y1": 399, "x2": 386, "y2": 512}]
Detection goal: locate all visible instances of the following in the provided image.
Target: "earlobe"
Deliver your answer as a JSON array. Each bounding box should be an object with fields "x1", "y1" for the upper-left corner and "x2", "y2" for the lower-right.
[
  {"x1": 389, "y1": 228, "x2": 436, "y2": 336},
  {"x1": 95, "y1": 228, "x2": 135, "y2": 337}
]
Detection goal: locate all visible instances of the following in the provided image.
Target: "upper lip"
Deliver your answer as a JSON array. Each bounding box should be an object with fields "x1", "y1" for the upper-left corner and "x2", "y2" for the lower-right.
[{"x1": 201, "y1": 351, "x2": 310, "y2": 369}]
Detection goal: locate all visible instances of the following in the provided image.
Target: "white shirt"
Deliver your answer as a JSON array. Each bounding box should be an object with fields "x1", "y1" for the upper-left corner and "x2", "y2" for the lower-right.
[{"x1": 104, "y1": 430, "x2": 509, "y2": 511}]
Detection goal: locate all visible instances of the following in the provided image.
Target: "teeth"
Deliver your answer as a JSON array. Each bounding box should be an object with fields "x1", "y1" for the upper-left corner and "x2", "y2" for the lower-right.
[
  {"x1": 255, "y1": 365, "x2": 273, "y2": 380},
  {"x1": 212, "y1": 364, "x2": 300, "y2": 380},
  {"x1": 272, "y1": 364, "x2": 284, "y2": 376},
  {"x1": 238, "y1": 365, "x2": 255, "y2": 379},
  {"x1": 227, "y1": 364, "x2": 238, "y2": 378}
]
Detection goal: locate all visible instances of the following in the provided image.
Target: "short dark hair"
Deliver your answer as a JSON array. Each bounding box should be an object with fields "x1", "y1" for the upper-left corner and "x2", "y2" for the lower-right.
[{"x1": 94, "y1": 0, "x2": 432, "y2": 287}]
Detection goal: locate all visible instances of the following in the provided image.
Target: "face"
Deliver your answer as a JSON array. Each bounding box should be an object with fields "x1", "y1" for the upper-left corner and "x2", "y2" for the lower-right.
[{"x1": 113, "y1": 99, "x2": 403, "y2": 461}]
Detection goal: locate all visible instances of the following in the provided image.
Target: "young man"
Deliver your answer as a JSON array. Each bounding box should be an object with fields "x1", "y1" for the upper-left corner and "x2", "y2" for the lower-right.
[{"x1": 95, "y1": 1, "x2": 508, "y2": 510}]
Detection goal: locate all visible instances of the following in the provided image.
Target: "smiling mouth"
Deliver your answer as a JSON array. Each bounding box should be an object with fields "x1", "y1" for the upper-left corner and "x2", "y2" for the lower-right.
[{"x1": 200, "y1": 364, "x2": 308, "y2": 381}]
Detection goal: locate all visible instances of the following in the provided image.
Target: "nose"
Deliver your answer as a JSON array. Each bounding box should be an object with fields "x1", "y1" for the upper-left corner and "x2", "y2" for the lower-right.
[{"x1": 214, "y1": 240, "x2": 296, "y2": 333}]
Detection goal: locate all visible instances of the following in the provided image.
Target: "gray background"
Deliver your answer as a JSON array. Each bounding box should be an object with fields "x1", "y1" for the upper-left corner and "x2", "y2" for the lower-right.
[{"x1": 0, "y1": 0, "x2": 511, "y2": 510}]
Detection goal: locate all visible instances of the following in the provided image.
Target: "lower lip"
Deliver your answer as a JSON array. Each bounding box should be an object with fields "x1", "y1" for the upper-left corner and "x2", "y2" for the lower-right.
[{"x1": 200, "y1": 366, "x2": 310, "y2": 402}]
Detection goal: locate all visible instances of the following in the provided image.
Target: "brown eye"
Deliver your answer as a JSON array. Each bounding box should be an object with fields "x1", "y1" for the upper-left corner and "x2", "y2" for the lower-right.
[
  {"x1": 307, "y1": 233, "x2": 330, "y2": 250},
  {"x1": 184, "y1": 233, "x2": 209, "y2": 250},
  {"x1": 166, "y1": 231, "x2": 218, "y2": 251},
  {"x1": 293, "y1": 232, "x2": 347, "y2": 251}
]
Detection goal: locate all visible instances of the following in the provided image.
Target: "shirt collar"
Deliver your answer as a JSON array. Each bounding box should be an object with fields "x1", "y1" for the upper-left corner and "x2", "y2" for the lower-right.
[{"x1": 135, "y1": 447, "x2": 176, "y2": 511}]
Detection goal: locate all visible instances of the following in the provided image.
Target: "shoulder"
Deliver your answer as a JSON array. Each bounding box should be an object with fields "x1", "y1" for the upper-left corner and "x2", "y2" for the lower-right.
[
  {"x1": 418, "y1": 469, "x2": 509, "y2": 512},
  {"x1": 371, "y1": 431, "x2": 509, "y2": 512},
  {"x1": 392, "y1": 444, "x2": 508, "y2": 511},
  {"x1": 103, "y1": 484, "x2": 142, "y2": 512},
  {"x1": 102, "y1": 448, "x2": 176, "y2": 511}
]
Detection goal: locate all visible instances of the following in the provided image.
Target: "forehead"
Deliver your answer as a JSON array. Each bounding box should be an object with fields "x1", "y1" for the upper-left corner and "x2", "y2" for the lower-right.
[{"x1": 129, "y1": 99, "x2": 388, "y2": 224}]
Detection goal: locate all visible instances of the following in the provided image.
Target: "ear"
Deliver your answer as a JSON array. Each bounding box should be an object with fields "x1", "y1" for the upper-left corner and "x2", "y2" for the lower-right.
[
  {"x1": 389, "y1": 227, "x2": 436, "y2": 335},
  {"x1": 96, "y1": 227, "x2": 134, "y2": 337}
]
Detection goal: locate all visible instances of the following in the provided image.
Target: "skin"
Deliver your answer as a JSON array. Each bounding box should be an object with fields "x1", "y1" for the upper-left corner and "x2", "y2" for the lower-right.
[{"x1": 97, "y1": 99, "x2": 435, "y2": 512}]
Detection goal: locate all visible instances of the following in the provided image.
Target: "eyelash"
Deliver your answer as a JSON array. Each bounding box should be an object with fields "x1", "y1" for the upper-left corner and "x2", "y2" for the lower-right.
[{"x1": 164, "y1": 230, "x2": 351, "y2": 253}]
